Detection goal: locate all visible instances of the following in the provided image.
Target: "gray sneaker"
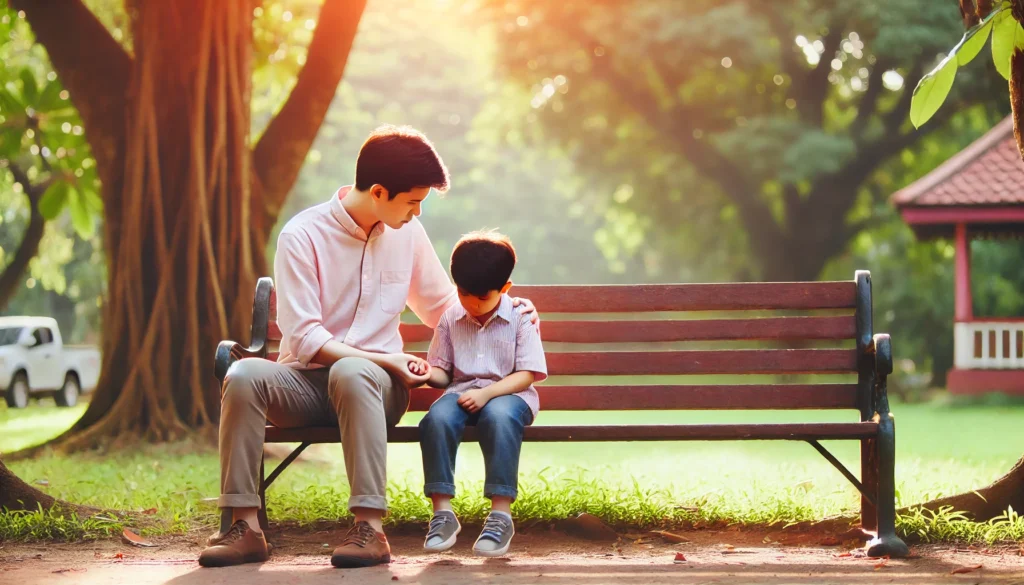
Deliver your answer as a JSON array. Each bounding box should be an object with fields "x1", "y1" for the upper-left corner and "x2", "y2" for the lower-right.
[
  {"x1": 473, "y1": 512, "x2": 514, "y2": 557},
  {"x1": 423, "y1": 510, "x2": 461, "y2": 552}
]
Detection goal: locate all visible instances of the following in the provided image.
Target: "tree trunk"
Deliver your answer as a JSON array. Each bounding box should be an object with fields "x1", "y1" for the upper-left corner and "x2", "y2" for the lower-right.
[
  {"x1": 0, "y1": 166, "x2": 48, "y2": 310},
  {"x1": 56, "y1": 0, "x2": 264, "y2": 449},
  {"x1": 0, "y1": 456, "x2": 56, "y2": 511},
  {"x1": 6, "y1": 0, "x2": 366, "y2": 455},
  {"x1": 912, "y1": 457, "x2": 1024, "y2": 521}
]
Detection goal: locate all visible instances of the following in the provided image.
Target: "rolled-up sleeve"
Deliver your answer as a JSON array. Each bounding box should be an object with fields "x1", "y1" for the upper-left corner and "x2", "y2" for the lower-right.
[
  {"x1": 274, "y1": 231, "x2": 333, "y2": 366},
  {"x1": 515, "y1": 313, "x2": 547, "y2": 382},
  {"x1": 426, "y1": 313, "x2": 454, "y2": 372},
  {"x1": 406, "y1": 220, "x2": 457, "y2": 329}
]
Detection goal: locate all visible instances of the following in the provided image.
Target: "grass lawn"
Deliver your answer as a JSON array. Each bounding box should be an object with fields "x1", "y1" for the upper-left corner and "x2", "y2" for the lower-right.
[{"x1": 2, "y1": 398, "x2": 1023, "y2": 543}]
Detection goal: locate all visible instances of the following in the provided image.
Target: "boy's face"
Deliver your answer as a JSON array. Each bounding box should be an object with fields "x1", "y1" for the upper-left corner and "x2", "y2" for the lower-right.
[
  {"x1": 457, "y1": 282, "x2": 512, "y2": 318},
  {"x1": 371, "y1": 185, "x2": 429, "y2": 229}
]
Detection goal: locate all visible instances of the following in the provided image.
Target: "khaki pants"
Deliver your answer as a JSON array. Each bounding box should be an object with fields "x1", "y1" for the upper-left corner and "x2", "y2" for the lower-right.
[{"x1": 217, "y1": 357, "x2": 409, "y2": 511}]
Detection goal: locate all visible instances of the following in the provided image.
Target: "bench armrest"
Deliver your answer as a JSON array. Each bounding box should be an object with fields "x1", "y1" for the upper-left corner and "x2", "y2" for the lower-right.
[{"x1": 214, "y1": 340, "x2": 268, "y2": 383}]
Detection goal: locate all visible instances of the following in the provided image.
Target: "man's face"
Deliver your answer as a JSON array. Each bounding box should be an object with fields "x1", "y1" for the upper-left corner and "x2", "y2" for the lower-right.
[{"x1": 373, "y1": 186, "x2": 429, "y2": 229}]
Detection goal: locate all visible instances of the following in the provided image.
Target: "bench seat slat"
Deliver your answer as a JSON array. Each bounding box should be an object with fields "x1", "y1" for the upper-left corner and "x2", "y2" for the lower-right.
[
  {"x1": 396, "y1": 316, "x2": 856, "y2": 344},
  {"x1": 406, "y1": 384, "x2": 859, "y2": 411},
  {"x1": 265, "y1": 422, "x2": 878, "y2": 444}
]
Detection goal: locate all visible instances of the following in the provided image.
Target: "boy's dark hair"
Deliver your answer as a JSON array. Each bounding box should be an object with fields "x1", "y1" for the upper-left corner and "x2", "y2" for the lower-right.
[
  {"x1": 355, "y1": 125, "x2": 450, "y2": 199},
  {"x1": 450, "y1": 231, "x2": 517, "y2": 297}
]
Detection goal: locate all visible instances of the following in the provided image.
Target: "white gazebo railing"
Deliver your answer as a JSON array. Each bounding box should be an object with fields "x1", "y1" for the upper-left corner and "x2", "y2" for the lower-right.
[{"x1": 954, "y1": 321, "x2": 1024, "y2": 369}]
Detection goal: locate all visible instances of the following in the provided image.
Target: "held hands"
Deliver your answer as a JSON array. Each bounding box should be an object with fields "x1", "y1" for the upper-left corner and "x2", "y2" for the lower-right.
[
  {"x1": 457, "y1": 388, "x2": 490, "y2": 413},
  {"x1": 385, "y1": 353, "x2": 429, "y2": 386}
]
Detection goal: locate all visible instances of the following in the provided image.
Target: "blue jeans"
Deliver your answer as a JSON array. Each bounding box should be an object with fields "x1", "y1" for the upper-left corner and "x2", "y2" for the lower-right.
[{"x1": 420, "y1": 393, "x2": 534, "y2": 500}]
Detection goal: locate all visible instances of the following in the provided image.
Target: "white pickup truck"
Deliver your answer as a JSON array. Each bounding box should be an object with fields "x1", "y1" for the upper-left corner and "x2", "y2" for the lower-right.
[{"x1": 0, "y1": 316, "x2": 101, "y2": 408}]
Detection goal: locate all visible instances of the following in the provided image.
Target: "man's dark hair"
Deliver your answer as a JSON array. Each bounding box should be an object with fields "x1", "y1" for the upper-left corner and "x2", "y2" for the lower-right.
[
  {"x1": 450, "y1": 231, "x2": 517, "y2": 297},
  {"x1": 354, "y1": 125, "x2": 449, "y2": 199}
]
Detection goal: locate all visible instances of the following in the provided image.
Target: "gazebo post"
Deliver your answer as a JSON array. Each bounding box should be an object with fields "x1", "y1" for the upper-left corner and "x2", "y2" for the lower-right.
[{"x1": 953, "y1": 223, "x2": 974, "y2": 369}]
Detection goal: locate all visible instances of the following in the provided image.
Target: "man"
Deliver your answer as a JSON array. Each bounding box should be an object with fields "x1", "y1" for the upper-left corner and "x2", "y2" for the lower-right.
[{"x1": 198, "y1": 125, "x2": 537, "y2": 568}]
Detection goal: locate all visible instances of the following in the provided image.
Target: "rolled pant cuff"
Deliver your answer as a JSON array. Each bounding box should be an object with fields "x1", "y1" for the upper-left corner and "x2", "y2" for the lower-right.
[
  {"x1": 218, "y1": 494, "x2": 263, "y2": 508},
  {"x1": 424, "y1": 482, "x2": 457, "y2": 497},
  {"x1": 484, "y1": 484, "x2": 518, "y2": 500},
  {"x1": 349, "y1": 495, "x2": 388, "y2": 511}
]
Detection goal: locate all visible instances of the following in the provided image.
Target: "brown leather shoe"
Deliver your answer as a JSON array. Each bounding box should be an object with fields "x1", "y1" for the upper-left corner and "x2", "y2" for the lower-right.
[
  {"x1": 198, "y1": 520, "x2": 269, "y2": 567},
  {"x1": 331, "y1": 521, "x2": 391, "y2": 568}
]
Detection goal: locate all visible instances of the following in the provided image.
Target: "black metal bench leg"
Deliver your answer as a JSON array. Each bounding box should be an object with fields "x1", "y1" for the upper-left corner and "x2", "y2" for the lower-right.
[
  {"x1": 219, "y1": 507, "x2": 234, "y2": 536},
  {"x1": 867, "y1": 414, "x2": 909, "y2": 558},
  {"x1": 861, "y1": 438, "x2": 878, "y2": 533},
  {"x1": 258, "y1": 454, "x2": 269, "y2": 531}
]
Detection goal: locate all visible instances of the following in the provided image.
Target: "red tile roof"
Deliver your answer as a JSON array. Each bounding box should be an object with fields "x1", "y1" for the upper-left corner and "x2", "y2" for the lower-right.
[{"x1": 892, "y1": 116, "x2": 1024, "y2": 208}]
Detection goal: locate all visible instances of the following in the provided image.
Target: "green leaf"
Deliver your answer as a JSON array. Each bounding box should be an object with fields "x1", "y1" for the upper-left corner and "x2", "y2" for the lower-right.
[
  {"x1": 991, "y1": 11, "x2": 1021, "y2": 80},
  {"x1": 80, "y1": 187, "x2": 104, "y2": 214},
  {"x1": 36, "y1": 80, "x2": 64, "y2": 112},
  {"x1": 954, "y1": 13, "x2": 997, "y2": 65},
  {"x1": 910, "y1": 55, "x2": 958, "y2": 129},
  {"x1": 67, "y1": 186, "x2": 94, "y2": 238},
  {"x1": 19, "y1": 69, "x2": 38, "y2": 105},
  {"x1": 38, "y1": 180, "x2": 70, "y2": 220}
]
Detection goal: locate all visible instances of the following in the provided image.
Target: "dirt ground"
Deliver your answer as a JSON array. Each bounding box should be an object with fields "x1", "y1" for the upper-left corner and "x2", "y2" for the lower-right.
[{"x1": 2, "y1": 522, "x2": 1023, "y2": 585}]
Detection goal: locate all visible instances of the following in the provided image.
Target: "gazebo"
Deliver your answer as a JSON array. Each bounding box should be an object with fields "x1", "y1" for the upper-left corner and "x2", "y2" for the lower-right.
[{"x1": 892, "y1": 116, "x2": 1024, "y2": 395}]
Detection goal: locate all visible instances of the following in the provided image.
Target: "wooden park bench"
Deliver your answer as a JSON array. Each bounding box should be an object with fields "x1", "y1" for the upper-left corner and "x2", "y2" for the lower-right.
[{"x1": 213, "y1": 270, "x2": 908, "y2": 557}]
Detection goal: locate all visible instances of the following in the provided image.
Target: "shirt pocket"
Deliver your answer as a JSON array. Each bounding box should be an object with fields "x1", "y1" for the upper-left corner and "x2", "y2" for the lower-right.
[{"x1": 379, "y1": 270, "x2": 411, "y2": 314}]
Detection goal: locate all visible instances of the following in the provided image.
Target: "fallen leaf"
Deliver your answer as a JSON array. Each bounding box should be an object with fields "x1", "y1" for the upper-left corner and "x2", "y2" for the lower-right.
[
  {"x1": 873, "y1": 559, "x2": 889, "y2": 570},
  {"x1": 950, "y1": 564, "x2": 983, "y2": 575},
  {"x1": 121, "y1": 528, "x2": 158, "y2": 548},
  {"x1": 835, "y1": 552, "x2": 853, "y2": 558},
  {"x1": 819, "y1": 536, "x2": 840, "y2": 546},
  {"x1": 113, "y1": 553, "x2": 124, "y2": 560},
  {"x1": 141, "y1": 508, "x2": 158, "y2": 515},
  {"x1": 673, "y1": 552, "x2": 686, "y2": 564},
  {"x1": 649, "y1": 530, "x2": 689, "y2": 544}
]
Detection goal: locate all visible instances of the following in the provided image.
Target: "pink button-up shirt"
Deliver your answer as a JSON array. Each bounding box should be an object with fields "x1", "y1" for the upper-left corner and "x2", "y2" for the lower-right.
[{"x1": 274, "y1": 186, "x2": 458, "y2": 369}]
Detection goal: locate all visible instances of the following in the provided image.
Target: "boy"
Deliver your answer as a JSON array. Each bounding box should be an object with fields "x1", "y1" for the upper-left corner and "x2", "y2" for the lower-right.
[{"x1": 408, "y1": 230, "x2": 547, "y2": 557}]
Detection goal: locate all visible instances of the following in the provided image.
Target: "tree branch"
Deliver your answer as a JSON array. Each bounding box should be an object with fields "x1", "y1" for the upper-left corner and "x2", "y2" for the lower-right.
[
  {"x1": 253, "y1": 0, "x2": 369, "y2": 218},
  {"x1": 0, "y1": 162, "x2": 51, "y2": 310},
  {"x1": 849, "y1": 57, "x2": 895, "y2": 140},
  {"x1": 802, "y1": 25, "x2": 844, "y2": 126}
]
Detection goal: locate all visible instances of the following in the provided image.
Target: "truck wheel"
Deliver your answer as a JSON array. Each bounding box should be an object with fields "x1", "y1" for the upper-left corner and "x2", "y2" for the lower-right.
[
  {"x1": 55, "y1": 374, "x2": 80, "y2": 407},
  {"x1": 5, "y1": 371, "x2": 29, "y2": 409}
]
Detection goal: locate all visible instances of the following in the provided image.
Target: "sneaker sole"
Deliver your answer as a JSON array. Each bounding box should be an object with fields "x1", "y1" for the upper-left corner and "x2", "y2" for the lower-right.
[
  {"x1": 331, "y1": 553, "x2": 391, "y2": 568},
  {"x1": 473, "y1": 534, "x2": 513, "y2": 558},
  {"x1": 423, "y1": 525, "x2": 461, "y2": 552}
]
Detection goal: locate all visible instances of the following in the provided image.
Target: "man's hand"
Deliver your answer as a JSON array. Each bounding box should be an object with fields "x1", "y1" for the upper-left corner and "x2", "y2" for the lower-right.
[
  {"x1": 457, "y1": 388, "x2": 491, "y2": 413},
  {"x1": 511, "y1": 296, "x2": 540, "y2": 326},
  {"x1": 382, "y1": 353, "x2": 430, "y2": 387}
]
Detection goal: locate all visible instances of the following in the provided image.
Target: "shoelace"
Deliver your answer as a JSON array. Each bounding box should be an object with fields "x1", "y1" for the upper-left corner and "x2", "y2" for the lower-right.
[
  {"x1": 478, "y1": 514, "x2": 510, "y2": 543},
  {"x1": 340, "y1": 522, "x2": 377, "y2": 548},
  {"x1": 426, "y1": 514, "x2": 454, "y2": 539},
  {"x1": 217, "y1": 520, "x2": 249, "y2": 545}
]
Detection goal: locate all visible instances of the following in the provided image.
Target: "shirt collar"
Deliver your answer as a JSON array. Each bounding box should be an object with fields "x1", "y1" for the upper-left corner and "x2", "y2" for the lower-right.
[
  {"x1": 329, "y1": 186, "x2": 385, "y2": 241},
  {"x1": 456, "y1": 294, "x2": 514, "y2": 328}
]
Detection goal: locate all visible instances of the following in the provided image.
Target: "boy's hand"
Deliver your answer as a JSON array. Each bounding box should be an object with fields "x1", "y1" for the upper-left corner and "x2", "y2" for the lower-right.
[
  {"x1": 407, "y1": 360, "x2": 430, "y2": 377},
  {"x1": 511, "y1": 296, "x2": 540, "y2": 326},
  {"x1": 457, "y1": 389, "x2": 490, "y2": 413}
]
